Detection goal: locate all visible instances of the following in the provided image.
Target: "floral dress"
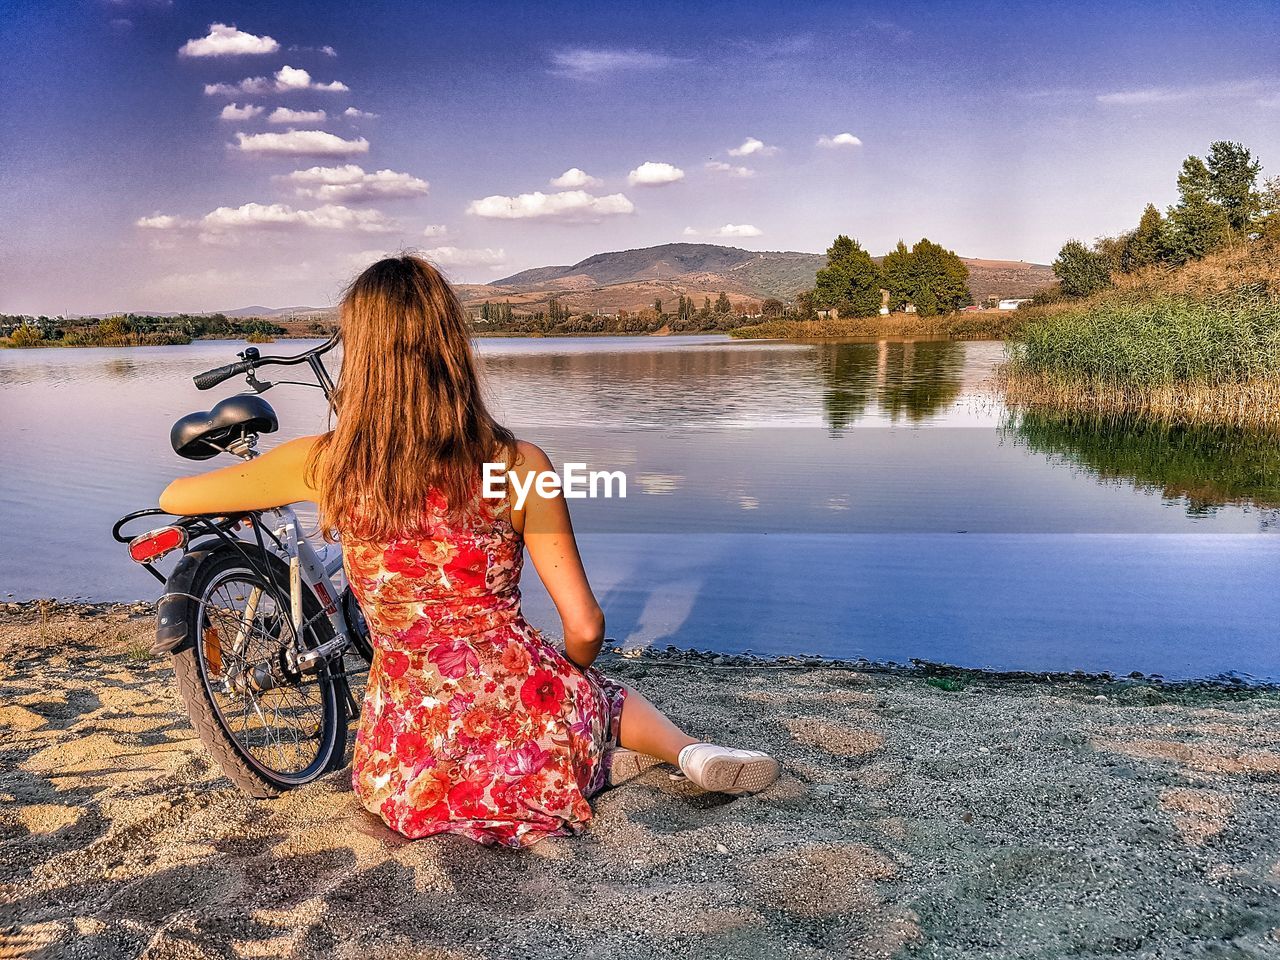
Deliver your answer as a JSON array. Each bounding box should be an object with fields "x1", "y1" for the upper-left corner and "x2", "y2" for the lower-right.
[{"x1": 342, "y1": 488, "x2": 627, "y2": 848}]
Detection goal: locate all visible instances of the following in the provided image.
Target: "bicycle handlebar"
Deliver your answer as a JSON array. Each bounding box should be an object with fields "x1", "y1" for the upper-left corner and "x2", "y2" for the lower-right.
[
  {"x1": 193, "y1": 332, "x2": 339, "y2": 390},
  {"x1": 193, "y1": 360, "x2": 254, "y2": 390}
]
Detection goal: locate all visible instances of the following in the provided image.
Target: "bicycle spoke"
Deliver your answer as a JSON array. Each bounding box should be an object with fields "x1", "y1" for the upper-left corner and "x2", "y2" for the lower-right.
[{"x1": 197, "y1": 569, "x2": 333, "y2": 779}]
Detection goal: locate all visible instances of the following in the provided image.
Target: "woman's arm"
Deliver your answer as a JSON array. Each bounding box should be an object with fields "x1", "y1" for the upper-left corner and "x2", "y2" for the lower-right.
[
  {"x1": 158, "y1": 435, "x2": 322, "y2": 516},
  {"x1": 510, "y1": 440, "x2": 605, "y2": 669}
]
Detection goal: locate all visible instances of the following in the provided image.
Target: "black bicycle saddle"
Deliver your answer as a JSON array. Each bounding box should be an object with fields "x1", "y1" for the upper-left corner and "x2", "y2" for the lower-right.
[{"x1": 170, "y1": 394, "x2": 279, "y2": 460}]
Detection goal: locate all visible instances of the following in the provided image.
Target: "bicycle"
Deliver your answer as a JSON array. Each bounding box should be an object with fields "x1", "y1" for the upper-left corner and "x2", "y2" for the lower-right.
[{"x1": 112, "y1": 335, "x2": 373, "y2": 798}]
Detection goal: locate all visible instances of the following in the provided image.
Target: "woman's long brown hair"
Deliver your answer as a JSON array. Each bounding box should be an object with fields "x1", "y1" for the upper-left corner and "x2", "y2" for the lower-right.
[{"x1": 309, "y1": 255, "x2": 514, "y2": 540}]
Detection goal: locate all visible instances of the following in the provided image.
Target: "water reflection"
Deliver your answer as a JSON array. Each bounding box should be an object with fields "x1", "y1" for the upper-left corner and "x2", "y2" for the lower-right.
[
  {"x1": 1007, "y1": 409, "x2": 1280, "y2": 517},
  {"x1": 105, "y1": 358, "x2": 142, "y2": 380},
  {"x1": 817, "y1": 339, "x2": 965, "y2": 429},
  {"x1": 4, "y1": 336, "x2": 1280, "y2": 677}
]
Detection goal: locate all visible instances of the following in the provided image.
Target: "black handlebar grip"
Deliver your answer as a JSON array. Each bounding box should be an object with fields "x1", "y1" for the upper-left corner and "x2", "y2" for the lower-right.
[{"x1": 193, "y1": 360, "x2": 253, "y2": 390}]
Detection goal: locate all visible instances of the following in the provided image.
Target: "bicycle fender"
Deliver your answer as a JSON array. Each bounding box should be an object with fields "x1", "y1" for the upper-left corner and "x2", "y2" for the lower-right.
[{"x1": 153, "y1": 548, "x2": 215, "y2": 655}]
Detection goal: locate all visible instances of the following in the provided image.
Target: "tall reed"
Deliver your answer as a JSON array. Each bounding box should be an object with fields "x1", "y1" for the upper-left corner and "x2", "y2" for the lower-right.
[{"x1": 1003, "y1": 285, "x2": 1280, "y2": 428}]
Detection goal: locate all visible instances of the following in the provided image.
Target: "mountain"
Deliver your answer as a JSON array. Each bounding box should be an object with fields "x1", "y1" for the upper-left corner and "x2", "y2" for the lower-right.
[
  {"x1": 479, "y1": 242, "x2": 1054, "y2": 312},
  {"x1": 214, "y1": 305, "x2": 334, "y2": 318},
  {"x1": 492, "y1": 243, "x2": 825, "y2": 300}
]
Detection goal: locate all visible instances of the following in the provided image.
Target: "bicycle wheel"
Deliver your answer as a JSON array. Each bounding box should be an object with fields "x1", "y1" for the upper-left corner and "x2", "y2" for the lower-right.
[{"x1": 169, "y1": 545, "x2": 348, "y2": 797}]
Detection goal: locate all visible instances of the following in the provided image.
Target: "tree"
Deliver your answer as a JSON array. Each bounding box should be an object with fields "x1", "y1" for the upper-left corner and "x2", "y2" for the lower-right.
[
  {"x1": 1120, "y1": 204, "x2": 1166, "y2": 271},
  {"x1": 813, "y1": 235, "x2": 881, "y2": 317},
  {"x1": 1206, "y1": 140, "x2": 1262, "y2": 234},
  {"x1": 879, "y1": 238, "x2": 971, "y2": 313},
  {"x1": 653, "y1": 298, "x2": 663, "y2": 316},
  {"x1": 1053, "y1": 239, "x2": 1112, "y2": 298},
  {"x1": 1165, "y1": 156, "x2": 1232, "y2": 264},
  {"x1": 762, "y1": 297, "x2": 784, "y2": 318},
  {"x1": 879, "y1": 240, "x2": 914, "y2": 311},
  {"x1": 715, "y1": 291, "x2": 732, "y2": 314},
  {"x1": 907, "y1": 238, "x2": 971, "y2": 313},
  {"x1": 915, "y1": 287, "x2": 938, "y2": 317}
]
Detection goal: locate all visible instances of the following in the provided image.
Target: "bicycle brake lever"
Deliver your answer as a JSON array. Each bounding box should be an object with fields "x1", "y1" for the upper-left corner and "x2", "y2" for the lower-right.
[{"x1": 245, "y1": 371, "x2": 274, "y2": 393}]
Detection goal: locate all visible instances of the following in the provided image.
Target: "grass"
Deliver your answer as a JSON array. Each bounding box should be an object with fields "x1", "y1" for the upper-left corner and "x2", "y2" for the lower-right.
[
  {"x1": 1003, "y1": 245, "x2": 1280, "y2": 428},
  {"x1": 730, "y1": 309, "x2": 1026, "y2": 341},
  {"x1": 0, "y1": 330, "x2": 192, "y2": 348}
]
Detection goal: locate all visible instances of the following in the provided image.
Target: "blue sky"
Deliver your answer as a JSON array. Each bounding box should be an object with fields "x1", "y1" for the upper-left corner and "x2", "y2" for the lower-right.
[{"x1": 2, "y1": 0, "x2": 1278, "y2": 313}]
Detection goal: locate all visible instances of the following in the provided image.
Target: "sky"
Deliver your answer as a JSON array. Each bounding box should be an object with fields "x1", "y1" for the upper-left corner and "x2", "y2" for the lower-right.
[{"x1": 2, "y1": 0, "x2": 1279, "y2": 314}]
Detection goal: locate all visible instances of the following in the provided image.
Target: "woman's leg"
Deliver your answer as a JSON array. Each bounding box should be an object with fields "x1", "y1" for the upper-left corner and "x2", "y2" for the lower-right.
[{"x1": 617, "y1": 685, "x2": 697, "y2": 764}]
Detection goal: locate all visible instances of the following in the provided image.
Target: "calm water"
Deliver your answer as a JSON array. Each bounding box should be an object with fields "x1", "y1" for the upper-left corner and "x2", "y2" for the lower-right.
[{"x1": 2, "y1": 336, "x2": 1278, "y2": 679}]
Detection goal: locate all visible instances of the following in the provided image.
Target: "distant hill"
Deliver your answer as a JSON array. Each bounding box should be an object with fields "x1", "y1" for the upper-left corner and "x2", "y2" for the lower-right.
[
  {"x1": 214, "y1": 305, "x2": 334, "y2": 318},
  {"x1": 494, "y1": 243, "x2": 819, "y2": 297},
  {"x1": 64, "y1": 305, "x2": 336, "y2": 320},
  {"x1": 473, "y1": 242, "x2": 1054, "y2": 313},
  {"x1": 78, "y1": 245, "x2": 1050, "y2": 321}
]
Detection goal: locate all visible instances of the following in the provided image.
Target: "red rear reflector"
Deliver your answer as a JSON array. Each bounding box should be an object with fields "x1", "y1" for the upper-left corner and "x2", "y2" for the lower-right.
[{"x1": 129, "y1": 526, "x2": 187, "y2": 563}]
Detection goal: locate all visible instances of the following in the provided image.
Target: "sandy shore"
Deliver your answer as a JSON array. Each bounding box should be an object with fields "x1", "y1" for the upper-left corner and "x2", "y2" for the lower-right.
[{"x1": 3, "y1": 604, "x2": 1280, "y2": 959}]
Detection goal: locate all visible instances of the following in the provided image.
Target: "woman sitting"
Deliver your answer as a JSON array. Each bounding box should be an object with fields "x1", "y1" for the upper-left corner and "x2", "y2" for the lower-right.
[{"x1": 161, "y1": 255, "x2": 779, "y2": 848}]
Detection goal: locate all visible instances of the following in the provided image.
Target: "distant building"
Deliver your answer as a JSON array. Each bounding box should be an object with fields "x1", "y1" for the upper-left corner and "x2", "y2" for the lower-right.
[
  {"x1": 904, "y1": 303, "x2": 917, "y2": 314},
  {"x1": 816, "y1": 308, "x2": 839, "y2": 320},
  {"x1": 998, "y1": 298, "x2": 1033, "y2": 311}
]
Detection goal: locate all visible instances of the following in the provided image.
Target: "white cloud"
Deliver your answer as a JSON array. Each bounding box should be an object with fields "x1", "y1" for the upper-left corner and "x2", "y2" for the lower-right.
[
  {"x1": 817, "y1": 133, "x2": 863, "y2": 148},
  {"x1": 681, "y1": 226, "x2": 699, "y2": 236},
  {"x1": 627, "y1": 161, "x2": 685, "y2": 186},
  {"x1": 422, "y1": 246, "x2": 506, "y2": 267},
  {"x1": 135, "y1": 213, "x2": 187, "y2": 229},
  {"x1": 712, "y1": 223, "x2": 762, "y2": 238},
  {"x1": 201, "y1": 202, "x2": 394, "y2": 234},
  {"x1": 728, "y1": 136, "x2": 777, "y2": 157},
  {"x1": 343, "y1": 106, "x2": 378, "y2": 119},
  {"x1": 467, "y1": 190, "x2": 635, "y2": 221},
  {"x1": 1096, "y1": 80, "x2": 1263, "y2": 105},
  {"x1": 235, "y1": 130, "x2": 369, "y2": 157},
  {"x1": 282, "y1": 164, "x2": 429, "y2": 201},
  {"x1": 286, "y1": 43, "x2": 339, "y2": 57},
  {"x1": 219, "y1": 102, "x2": 263, "y2": 121},
  {"x1": 205, "y1": 77, "x2": 271, "y2": 96},
  {"x1": 179, "y1": 23, "x2": 279, "y2": 58},
  {"x1": 268, "y1": 107, "x2": 327, "y2": 124},
  {"x1": 206, "y1": 66, "x2": 349, "y2": 96},
  {"x1": 274, "y1": 65, "x2": 349, "y2": 92},
  {"x1": 135, "y1": 203, "x2": 395, "y2": 237},
  {"x1": 550, "y1": 47, "x2": 683, "y2": 79},
  {"x1": 550, "y1": 167, "x2": 602, "y2": 189},
  {"x1": 422, "y1": 224, "x2": 450, "y2": 238},
  {"x1": 705, "y1": 161, "x2": 754, "y2": 178}
]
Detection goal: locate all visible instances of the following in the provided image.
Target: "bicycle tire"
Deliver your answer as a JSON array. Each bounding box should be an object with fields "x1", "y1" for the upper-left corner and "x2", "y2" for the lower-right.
[{"x1": 167, "y1": 544, "x2": 348, "y2": 798}]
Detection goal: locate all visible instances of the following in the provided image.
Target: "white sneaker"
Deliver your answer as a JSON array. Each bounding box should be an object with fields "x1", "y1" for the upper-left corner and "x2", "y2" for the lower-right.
[
  {"x1": 677, "y1": 743, "x2": 780, "y2": 795},
  {"x1": 605, "y1": 748, "x2": 664, "y2": 788}
]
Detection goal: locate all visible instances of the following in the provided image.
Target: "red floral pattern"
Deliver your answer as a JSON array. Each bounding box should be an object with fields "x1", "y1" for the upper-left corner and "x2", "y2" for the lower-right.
[{"x1": 344, "y1": 490, "x2": 626, "y2": 848}]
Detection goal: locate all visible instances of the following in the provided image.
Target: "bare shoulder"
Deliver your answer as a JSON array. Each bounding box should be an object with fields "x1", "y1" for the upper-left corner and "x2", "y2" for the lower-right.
[{"x1": 511, "y1": 439, "x2": 553, "y2": 474}]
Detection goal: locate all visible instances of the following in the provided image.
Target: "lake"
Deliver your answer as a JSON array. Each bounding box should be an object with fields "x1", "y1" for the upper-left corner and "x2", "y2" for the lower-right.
[{"x1": 2, "y1": 335, "x2": 1278, "y2": 680}]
